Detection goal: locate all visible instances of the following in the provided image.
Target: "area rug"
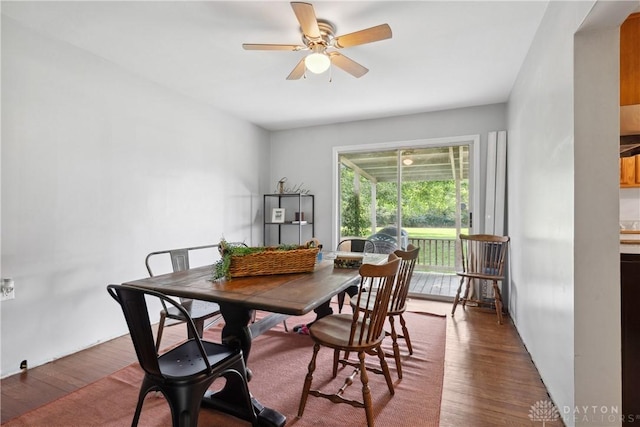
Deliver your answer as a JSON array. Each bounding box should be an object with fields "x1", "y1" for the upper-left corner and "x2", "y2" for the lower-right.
[{"x1": 3, "y1": 311, "x2": 445, "y2": 427}]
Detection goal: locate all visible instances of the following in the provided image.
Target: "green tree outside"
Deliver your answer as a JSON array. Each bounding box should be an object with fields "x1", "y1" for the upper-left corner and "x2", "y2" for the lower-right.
[{"x1": 340, "y1": 165, "x2": 469, "y2": 238}]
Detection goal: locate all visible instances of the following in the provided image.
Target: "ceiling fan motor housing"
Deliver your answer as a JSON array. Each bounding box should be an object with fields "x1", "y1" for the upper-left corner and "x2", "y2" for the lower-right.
[{"x1": 302, "y1": 20, "x2": 336, "y2": 50}]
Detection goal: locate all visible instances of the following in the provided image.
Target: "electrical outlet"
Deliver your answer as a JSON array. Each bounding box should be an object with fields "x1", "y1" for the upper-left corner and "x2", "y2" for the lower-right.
[{"x1": 1, "y1": 278, "x2": 15, "y2": 301}]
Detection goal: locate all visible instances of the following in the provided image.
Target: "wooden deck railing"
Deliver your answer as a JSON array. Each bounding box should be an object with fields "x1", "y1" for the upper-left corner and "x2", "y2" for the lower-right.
[{"x1": 408, "y1": 237, "x2": 458, "y2": 272}]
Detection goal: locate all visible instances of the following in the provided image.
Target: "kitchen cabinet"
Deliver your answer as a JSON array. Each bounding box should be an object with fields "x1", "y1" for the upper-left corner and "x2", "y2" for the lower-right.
[
  {"x1": 621, "y1": 13, "x2": 640, "y2": 106},
  {"x1": 619, "y1": 13, "x2": 640, "y2": 188},
  {"x1": 621, "y1": 251, "x2": 640, "y2": 421},
  {"x1": 263, "y1": 193, "x2": 314, "y2": 246},
  {"x1": 620, "y1": 154, "x2": 640, "y2": 187}
]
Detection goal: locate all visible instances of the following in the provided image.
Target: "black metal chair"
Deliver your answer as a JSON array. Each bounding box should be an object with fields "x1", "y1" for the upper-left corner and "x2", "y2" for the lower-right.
[
  {"x1": 107, "y1": 284, "x2": 257, "y2": 427},
  {"x1": 145, "y1": 244, "x2": 244, "y2": 351},
  {"x1": 337, "y1": 238, "x2": 375, "y2": 254}
]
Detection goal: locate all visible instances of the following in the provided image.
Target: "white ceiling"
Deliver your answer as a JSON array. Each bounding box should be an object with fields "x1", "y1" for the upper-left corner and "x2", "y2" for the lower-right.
[{"x1": 1, "y1": 1, "x2": 550, "y2": 131}]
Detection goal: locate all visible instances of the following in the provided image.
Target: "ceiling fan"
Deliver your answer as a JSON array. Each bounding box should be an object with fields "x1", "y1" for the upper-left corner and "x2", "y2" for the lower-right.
[{"x1": 242, "y1": 2, "x2": 392, "y2": 80}]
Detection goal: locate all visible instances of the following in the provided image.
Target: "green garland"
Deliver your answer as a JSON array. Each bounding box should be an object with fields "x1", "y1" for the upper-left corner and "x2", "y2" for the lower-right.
[{"x1": 212, "y1": 240, "x2": 303, "y2": 280}]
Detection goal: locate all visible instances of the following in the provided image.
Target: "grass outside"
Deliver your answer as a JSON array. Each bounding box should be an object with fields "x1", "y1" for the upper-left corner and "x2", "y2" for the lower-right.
[{"x1": 378, "y1": 227, "x2": 469, "y2": 240}]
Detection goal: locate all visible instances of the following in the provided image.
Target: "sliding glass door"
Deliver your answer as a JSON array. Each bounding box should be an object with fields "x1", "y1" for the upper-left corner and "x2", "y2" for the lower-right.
[{"x1": 337, "y1": 140, "x2": 474, "y2": 300}]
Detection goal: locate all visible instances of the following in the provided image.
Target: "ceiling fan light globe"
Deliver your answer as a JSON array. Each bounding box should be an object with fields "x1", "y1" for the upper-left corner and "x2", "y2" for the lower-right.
[{"x1": 305, "y1": 52, "x2": 330, "y2": 74}]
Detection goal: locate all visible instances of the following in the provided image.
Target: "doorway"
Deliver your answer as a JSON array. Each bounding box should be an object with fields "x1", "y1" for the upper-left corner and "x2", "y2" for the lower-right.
[{"x1": 332, "y1": 135, "x2": 480, "y2": 300}]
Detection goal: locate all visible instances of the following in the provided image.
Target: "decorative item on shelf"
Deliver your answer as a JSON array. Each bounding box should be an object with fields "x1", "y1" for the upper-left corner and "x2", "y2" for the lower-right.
[
  {"x1": 272, "y1": 208, "x2": 285, "y2": 223},
  {"x1": 277, "y1": 177, "x2": 287, "y2": 194},
  {"x1": 333, "y1": 253, "x2": 364, "y2": 269},
  {"x1": 293, "y1": 211, "x2": 307, "y2": 224},
  {"x1": 212, "y1": 239, "x2": 319, "y2": 280},
  {"x1": 273, "y1": 177, "x2": 311, "y2": 195}
]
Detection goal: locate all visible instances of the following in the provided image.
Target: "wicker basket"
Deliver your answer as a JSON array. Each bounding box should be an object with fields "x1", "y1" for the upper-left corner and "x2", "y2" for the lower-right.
[{"x1": 228, "y1": 246, "x2": 319, "y2": 278}]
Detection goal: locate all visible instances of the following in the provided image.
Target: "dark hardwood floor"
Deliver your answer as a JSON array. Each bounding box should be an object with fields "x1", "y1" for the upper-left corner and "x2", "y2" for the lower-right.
[{"x1": 0, "y1": 301, "x2": 563, "y2": 426}]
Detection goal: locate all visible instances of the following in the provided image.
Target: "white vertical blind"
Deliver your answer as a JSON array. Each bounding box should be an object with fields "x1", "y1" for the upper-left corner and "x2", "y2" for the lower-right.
[
  {"x1": 484, "y1": 132, "x2": 497, "y2": 234},
  {"x1": 485, "y1": 131, "x2": 507, "y2": 235},
  {"x1": 481, "y1": 130, "x2": 507, "y2": 300},
  {"x1": 494, "y1": 131, "x2": 507, "y2": 235}
]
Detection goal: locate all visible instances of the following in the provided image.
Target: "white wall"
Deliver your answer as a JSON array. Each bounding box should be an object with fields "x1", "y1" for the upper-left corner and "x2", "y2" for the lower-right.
[
  {"x1": 0, "y1": 17, "x2": 269, "y2": 377},
  {"x1": 508, "y1": 1, "x2": 635, "y2": 424},
  {"x1": 575, "y1": 22, "x2": 624, "y2": 423},
  {"x1": 621, "y1": 188, "x2": 640, "y2": 221},
  {"x1": 269, "y1": 104, "x2": 506, "y2": 248}
]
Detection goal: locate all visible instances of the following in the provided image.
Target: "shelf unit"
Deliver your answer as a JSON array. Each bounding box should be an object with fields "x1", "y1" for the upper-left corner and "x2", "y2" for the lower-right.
[{"x1": 263, "y1": 193, "x2": 314, "y2": 246}]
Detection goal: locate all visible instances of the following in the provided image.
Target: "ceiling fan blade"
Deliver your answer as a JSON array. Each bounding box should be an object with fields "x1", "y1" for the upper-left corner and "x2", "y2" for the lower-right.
[
  {"x1": 333, "y1": 24, "x2": 392, "y2": 48},
  {"x1": 286, "y1": 58, "x2": 307, "y2": 80},
  {"x1": 243, "y1": 43, "x2": 303, "y2": 51},
  {"x1": 291, "y1": 2, "x2": 321, "y2": 39},
  {"x1": 329, "y1": 52, "x2": 368, "y2": 78}
]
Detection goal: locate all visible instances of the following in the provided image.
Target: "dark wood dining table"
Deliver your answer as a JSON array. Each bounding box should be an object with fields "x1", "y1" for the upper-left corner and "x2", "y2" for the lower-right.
[{"x1": 122, "y1": 253, "x2": 386, "y2": 427}]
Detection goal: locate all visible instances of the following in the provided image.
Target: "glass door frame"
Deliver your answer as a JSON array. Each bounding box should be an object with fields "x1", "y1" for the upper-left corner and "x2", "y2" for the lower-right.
[{"x1": 331, "y1": 134, "x2": 480, "y2": 251}]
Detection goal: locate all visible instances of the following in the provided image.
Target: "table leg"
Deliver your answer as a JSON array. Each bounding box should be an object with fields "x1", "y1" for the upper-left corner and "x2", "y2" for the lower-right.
[
  {"x1": 186, "y1": 318, "x2": 204, "y2": 340},
  {"x1": 201, "y1": 302, "x2": 286, "y2": 427},
  {"x1": 218, "y1": 302, "x2": 254, "y2": 359}
]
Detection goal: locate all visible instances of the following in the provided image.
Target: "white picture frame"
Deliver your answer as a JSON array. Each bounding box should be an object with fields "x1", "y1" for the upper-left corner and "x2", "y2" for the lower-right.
[{"x1": 271, "y1": 208, "x2": 285, "y2": 223}]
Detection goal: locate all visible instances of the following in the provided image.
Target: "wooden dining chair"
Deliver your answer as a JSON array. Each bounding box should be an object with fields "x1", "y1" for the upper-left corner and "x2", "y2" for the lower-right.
[
  {"x1": 107, "y1": 284, "x2": 257, "y2": 427},
  {"x1": 451, "y1": 234, "x2": 510, "y2": 324},
  {"x1": 349, "y1": 244, "x2": 420, "y2": 378},
  {"x1": 297, "y1": 254, "x2": 401, "y2": 427},
  {"x1": 335, "y1": 238, "x2": 375, "y2": 313},
  {"x1": 145, "y1": 244, "x2": 229, "y2": 352}
]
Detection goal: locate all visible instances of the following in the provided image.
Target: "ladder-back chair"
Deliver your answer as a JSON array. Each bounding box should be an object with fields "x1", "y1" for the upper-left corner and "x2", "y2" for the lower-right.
[
  {"x1": 451, "y1": 234, "x2": 510, "y2": 324},
  {"x1": 350, "y1": 244, "x2": 419, "y2": 378},
  {"x1": 298, "y1": 254, "x2": 401, "y2": 427}
]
